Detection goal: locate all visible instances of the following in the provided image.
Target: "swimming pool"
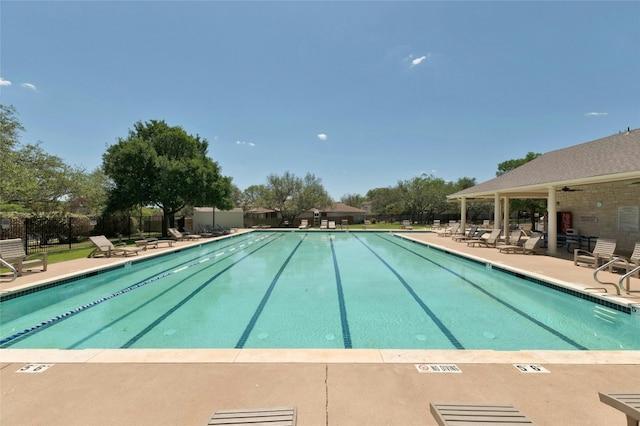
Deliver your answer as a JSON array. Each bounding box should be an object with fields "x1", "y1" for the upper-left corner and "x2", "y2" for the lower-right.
[{"x1": 1, "y1": 231, "x2": 639, "y2": 350}]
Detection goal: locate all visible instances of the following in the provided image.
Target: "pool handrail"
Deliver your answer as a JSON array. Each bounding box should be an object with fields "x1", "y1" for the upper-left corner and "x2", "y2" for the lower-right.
[
  {"x1": 0, "y1": 258, "x2": 18, "y2": 282},
  {"x1": 590, "y1": 257, "x2": 624, "y2": 295},
  {"x1": 619, "y1": 264, "x2": 640, "y2": 294}
]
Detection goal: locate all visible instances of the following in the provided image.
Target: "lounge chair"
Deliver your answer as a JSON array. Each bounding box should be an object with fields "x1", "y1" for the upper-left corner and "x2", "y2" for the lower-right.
[
  {"x1": 432, "y1": 219, "x2": 441, "y2": 229},
  {"x1": 452, "y1": 225, "x2": 479, "y2": 242},
  {"x1": 598, "y1": 392, "x2": 640, "y2": 426},
  {"x1": 498, "y1": 234, "x2": 543, "y2": 254},
  {"x1": 402, "y1": 220, "x2": 413, "y2": 230},
  {"x1": 88, "y1": 235, "x2": 142, "y2": 258},
  {"x1": 436, "y1": 223, "x2": 460, "y2": 237},
  {"x1": 496, "y1": 230, "x2": 523, "y2": 250},
  {"x1": 609, "y1": 242, "x2": 640, "y2": 277},
  {"x1": 328, "y1": 220, "x2": 336, "y2": 230},
  {"x1": 574, "y1": 238, "x2": 617, "y2": 268},
  {"x1": 430, "y1": 402, "x2": 536, "y2": 425},
  {"x1": 298, "y1": 219, "x2": 309, "y2": 229},
  {"x1": 208, "y1": 407, "x2": 296, "y2": 426},
  {"x1": 168, "y1": 228, "x2": 201, "y2": 241},
  {"x1": 320, "y1": 220, "x2": 328, "y2": 230},
  {"x1": 467, "y1": 228, "x2": 502, "y2": 248},
  {"x1": 341, "y1": 219, "x2": 349, "y2": 229},
  {"x1": 0, "y1": 238, "x2": 48, "y2": 276}
]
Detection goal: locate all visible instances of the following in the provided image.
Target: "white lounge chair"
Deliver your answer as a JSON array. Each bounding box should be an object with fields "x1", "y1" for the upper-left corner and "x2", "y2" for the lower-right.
[
  {"x1": 88, "y1": 235, "x2": 142, "y2": 258},
  {"x1": 467, "y1": 228, "x2": 502, "y2": 248},
  {"x1": 609, "y1": 242, "x2": 640, "y2": 276},
  {"x1": 298, "y1": 219, "x2": 309, "y2": 229},
  {"x1": 574, "y1": 238, "x2": 616, "y2": 268},
  {"x1": 402, "y1": 220, "x2": 413, "y2": 230},
  {"x1": 168, "y1": 228, "x2": 200, "y2": 241},
  {"x1": 0, "y1": 238, "x2": 48, "y2": 276},
  {"x1": 328, "y1": 221, "x2": 336, "y2": 230},
  {"x1": 498, "y1": 234, "x2": 542, "y2": 254},
  {"x1": 320, "y1": 220, "x2": 328, "y2": 230}
]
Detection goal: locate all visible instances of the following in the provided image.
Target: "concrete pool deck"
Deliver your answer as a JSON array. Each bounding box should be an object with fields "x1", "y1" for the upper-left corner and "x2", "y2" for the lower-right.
[{"x1": 1, "y1": 229, "x2": 639, "y2": 425}]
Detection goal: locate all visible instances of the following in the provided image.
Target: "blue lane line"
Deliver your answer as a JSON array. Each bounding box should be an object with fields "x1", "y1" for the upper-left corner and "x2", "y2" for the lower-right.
[
  {"x1": 0, "y1": 233, "x2": 275, "y2": 348},
  {"x1": 121, "y1": 233, "x2": 284, "y2": 348},
  {"x1": 352, "y1": 234, "x2": 465, "y2": 349},
  {"x1": 330, "y1": 238, "x2": 352, "y2": 349},
  {"x1": 382, "y1": 234, "x2": 589, "y2": 350},
  {"x1": 235, "y1": 234, "x2": 307, "y2": 349}
]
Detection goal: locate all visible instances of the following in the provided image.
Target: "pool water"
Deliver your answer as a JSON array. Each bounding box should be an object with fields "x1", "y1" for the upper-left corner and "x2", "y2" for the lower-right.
[{"x1": 1, "y1": 231, "x2": 639, "y2": 350}]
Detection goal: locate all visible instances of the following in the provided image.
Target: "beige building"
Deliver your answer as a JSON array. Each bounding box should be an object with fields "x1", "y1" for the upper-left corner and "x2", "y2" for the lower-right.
[{"x1": 448, "y1": 128, "x2": 640, "y2": 255}]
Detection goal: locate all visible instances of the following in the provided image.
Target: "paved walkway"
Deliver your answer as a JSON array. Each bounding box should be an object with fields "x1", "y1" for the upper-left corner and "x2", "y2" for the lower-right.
[{"x1": 1, "y1": 230, "x2": 639, "y2": 425}]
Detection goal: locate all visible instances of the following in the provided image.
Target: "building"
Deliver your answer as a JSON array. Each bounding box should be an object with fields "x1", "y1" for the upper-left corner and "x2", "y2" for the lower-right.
[{"x1": 447, "y1": 128, "x2": 640, "y2": 254}]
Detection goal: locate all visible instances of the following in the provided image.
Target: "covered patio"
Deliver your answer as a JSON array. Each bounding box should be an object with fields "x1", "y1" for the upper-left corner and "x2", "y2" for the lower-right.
[{"x1": 447, "y1": 128, "x2": 640, "y2": 256}]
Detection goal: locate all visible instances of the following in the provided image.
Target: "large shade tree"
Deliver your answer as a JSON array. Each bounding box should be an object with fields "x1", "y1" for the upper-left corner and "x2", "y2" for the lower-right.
[
  {"x1": 255, "y1": 171, "x2": 332, "y2": 226},
  {"x1": 102, "y1": 120, "x2": 233, "y2": 235}
]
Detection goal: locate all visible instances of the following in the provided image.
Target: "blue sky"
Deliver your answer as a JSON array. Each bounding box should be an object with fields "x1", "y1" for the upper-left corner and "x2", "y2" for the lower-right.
[{"x1": 2, "y1": 1, "x2": 639, "y2": 200}]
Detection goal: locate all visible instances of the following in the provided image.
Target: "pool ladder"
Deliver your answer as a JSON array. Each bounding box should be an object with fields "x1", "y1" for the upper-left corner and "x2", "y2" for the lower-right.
[
  {"x1": 0, "y1": 258, "x2": 18, "y2": 282},
  {"x1": 591, "y1": 257, "x2": 640, "y2": 295}
]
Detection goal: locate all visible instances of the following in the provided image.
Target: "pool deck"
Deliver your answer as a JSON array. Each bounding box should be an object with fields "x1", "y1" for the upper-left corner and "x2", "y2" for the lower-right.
[{"x1": 1, "y1": 229, "x2": 639, "y2": 425}]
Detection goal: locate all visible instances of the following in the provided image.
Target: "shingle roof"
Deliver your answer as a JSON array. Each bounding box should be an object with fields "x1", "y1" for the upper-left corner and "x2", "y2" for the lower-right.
[
  {"x1": 319, "y1": 202, "x2": 367, "y2": 213},
  {"x1": 448, "y1": 128, "x2": 640, "y2": 199}
]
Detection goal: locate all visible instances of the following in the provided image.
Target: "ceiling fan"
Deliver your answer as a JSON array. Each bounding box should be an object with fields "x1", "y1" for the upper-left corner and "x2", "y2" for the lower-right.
[{"x1": 558, "y1": 186, "x2": 583, "y2": 192}]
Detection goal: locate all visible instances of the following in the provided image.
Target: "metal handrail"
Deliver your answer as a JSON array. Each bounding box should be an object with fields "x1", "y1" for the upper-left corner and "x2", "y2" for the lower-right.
[
  {"x1": 589, "y1": 257, "x2": 624, "y2": 295},
  {"x1": 0, "y1": 258, "x2": 18, "y2": 282},
  {"x1": 619, "y1": 265, "x2": 640, "y2": 294}
]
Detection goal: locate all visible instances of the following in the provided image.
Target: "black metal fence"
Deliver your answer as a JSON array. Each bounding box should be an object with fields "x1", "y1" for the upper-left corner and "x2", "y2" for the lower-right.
[{"x1": 0, "y1": 215, "x2": 165, "y2": 255}]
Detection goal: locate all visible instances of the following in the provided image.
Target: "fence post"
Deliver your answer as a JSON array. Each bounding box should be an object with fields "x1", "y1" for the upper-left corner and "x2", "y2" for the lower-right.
[
  {"x1": 68, "y1": 216, "x2": 72, "y2": 250},
  {"x1": 23, "y1": 217, "x2": 29, "y2": 255}
]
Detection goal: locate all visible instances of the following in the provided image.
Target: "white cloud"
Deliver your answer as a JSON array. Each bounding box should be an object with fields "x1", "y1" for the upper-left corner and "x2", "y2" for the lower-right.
[
  {"x1": 411, "y1": 55, "x2": 428, "y2": 67},
  {"x1": 236, "y1": 140, "x2": 256, "y2": 147},
  {"x1": 317, "y1": 133, "x2": 328, "y2": 141},
  {"x1": 0, "y1": 77, "x2": 12, "y2": 86},
  {"x1": 21, "y1": 82, "x2": 37, "y2": 91},
  {"x1": 584, "y1": 112, "x2": 608, "y2": 117}
]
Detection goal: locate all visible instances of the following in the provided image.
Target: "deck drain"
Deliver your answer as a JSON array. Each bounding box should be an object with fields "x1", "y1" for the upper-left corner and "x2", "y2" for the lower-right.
[
  {"x1": 17, "y1": 364, "x2": 53, "y2": 373},
  {"x1": 513, "y1": 364, "x2": 549, "y2": 373},
  {"x1": 415, "y1": 364, "x2": 462, "y2": 373}
]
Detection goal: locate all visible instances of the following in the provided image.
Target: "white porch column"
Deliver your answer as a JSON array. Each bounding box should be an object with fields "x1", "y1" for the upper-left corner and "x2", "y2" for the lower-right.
[
  {"x1": 547, "y1": 187, "x2": 558, "y2": 253},
  {"x1": 460, "y1": 197, "x2": 467, "y2": 231},
  {"x1": 503, "y1": 196, "x2": 510, "y2": 238},
  {"x1": 494, "y1": 193, "x2": 501, "y2": 229}
]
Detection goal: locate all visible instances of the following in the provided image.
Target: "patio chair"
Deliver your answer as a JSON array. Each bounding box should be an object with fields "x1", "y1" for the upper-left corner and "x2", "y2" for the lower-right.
[
  {"x1": 498, "y1": 234, "x2": 543, "y2": 254},
  {"x1": 436, "y1": 222, "x2": 460, "y2": 237},
  {"x1": 608, "y1": 242, "x2": 640, "y2": 277},
  {"x1": 452, "y1": 225, "x2": 479, "y2": 242},
  {"x1": 496, "y1": 230, "x2": 523, "y2": 249},
  {"x1": 328, "y1": 220, "x2": 336, "y2": 230},
  {"x1": 208, "y1": 407, "x2": 296, "y2": 426},
  {"x1": 432, "y1": 219, "x2": 441, "y2": 229},
  {"x1": 298, "y1": 219, "x2": 309, "y2": 229},
  {"x1": 467, "y1": 228, "x2": 502, "y2": 248},
  {"x1": 320, "y1": 220, "x2": 328, "y2": 229},
  {"x1": 402, "y1": 220, "x2": 413, "y2": 230},
  {"x1": 574, "y1": 238, "x2": 617, "y2": 268},
  {"x1": 0, "y1": 238, "x2": 48, "y2": 276},
  {"x1": 598, "y1": 392, "x2": 640, "y2": 426},
  {"x1": 168, "y1": 227, "x2": 201, "y2": 241},
  {"x1": 341, "y1": 219, "x2": 349, "y2": 229},
  {"x1": 88, "y1": 235, "x2": 142, "y2": 258},
  {"x1": 430, "y1": 402, "x2": 536, "y2": 425}
]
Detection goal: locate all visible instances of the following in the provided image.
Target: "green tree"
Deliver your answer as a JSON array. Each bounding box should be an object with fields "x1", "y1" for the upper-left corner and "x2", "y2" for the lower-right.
[
  {"x1": 365, "y1": 186, "x2": 404, "y2": 216},
  {"x1": 397, "y1": 174, "x2": 450, "y2": 223},
  {"x1": 340, "y1": 193, "x2": 365, "y2": 208},
  {"x1": 102, "y1": 120, "x2": 233, "y2": 235},
  {"x1": 496, "y1": 152, "x2": 545, "y2": 226},
  {"x1": 258, "y1": 171, "x2": 332, "y2": 225}
]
